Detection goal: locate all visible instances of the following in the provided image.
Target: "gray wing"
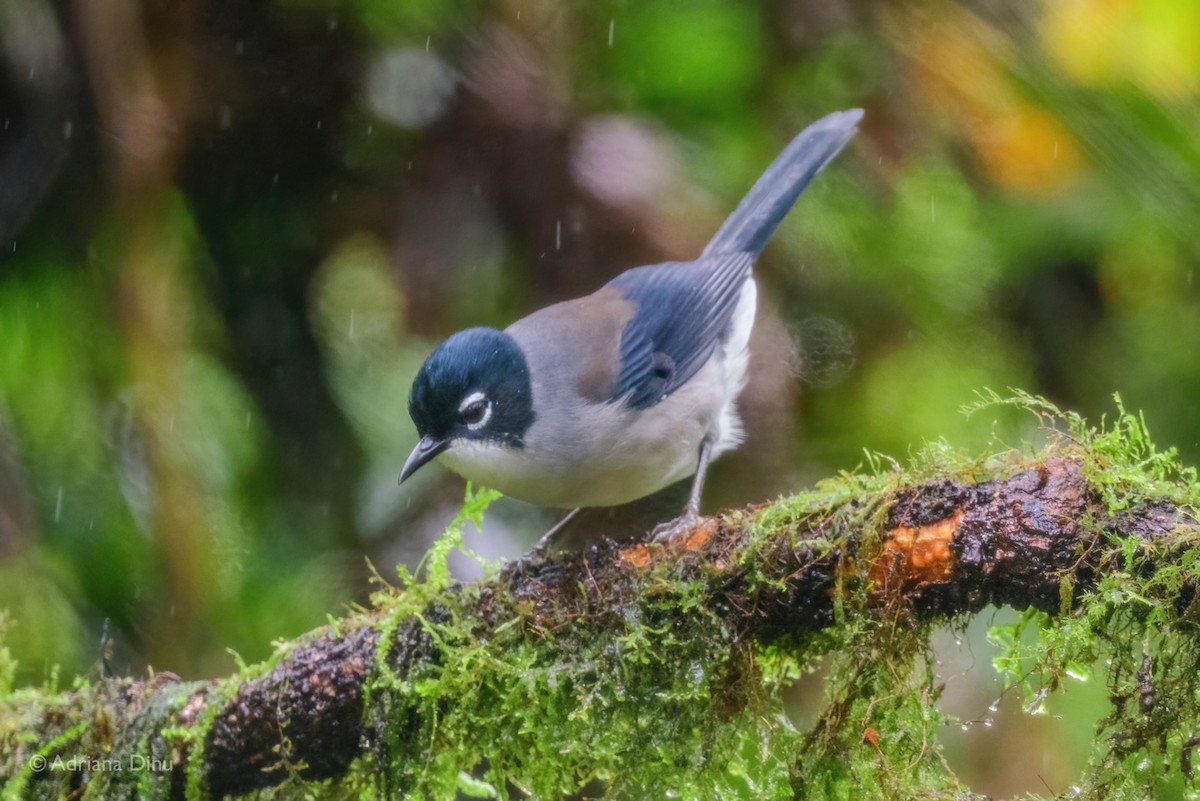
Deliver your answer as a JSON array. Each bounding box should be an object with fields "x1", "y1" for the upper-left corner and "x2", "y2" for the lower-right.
[{"x1": 606, "y1": 253, "x2": 753, "y2": 410}]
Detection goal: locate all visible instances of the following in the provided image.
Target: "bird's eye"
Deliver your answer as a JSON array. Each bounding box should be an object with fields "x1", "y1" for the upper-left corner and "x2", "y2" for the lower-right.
[
  {"x1": 458, "y1": 392, "x2": 492, "y2": 430},
  {"x1": 461, "y1": 400, "x2": 487, "y2": 425}
]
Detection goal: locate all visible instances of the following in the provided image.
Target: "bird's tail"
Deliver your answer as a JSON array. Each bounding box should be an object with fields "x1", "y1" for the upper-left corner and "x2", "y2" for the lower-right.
[{"x1": 702, "y1": 108, "x2": 863, "y2": 258}]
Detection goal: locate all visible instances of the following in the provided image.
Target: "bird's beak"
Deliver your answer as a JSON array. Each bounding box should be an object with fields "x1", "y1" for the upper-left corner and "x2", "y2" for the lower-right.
[{"x1": 399, "y1": 436, "x2": 449, "y2": 484}]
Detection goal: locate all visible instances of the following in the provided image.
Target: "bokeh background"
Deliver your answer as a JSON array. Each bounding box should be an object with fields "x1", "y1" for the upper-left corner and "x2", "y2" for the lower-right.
[{"x1": 1, "y1": 0, "x2": 1197, "y2": 796}]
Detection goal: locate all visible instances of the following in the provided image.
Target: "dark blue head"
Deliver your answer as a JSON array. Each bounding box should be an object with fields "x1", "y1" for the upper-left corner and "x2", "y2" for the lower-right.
[{"x1": 400, "y1": 327, "x2": 534, "y2": 482}]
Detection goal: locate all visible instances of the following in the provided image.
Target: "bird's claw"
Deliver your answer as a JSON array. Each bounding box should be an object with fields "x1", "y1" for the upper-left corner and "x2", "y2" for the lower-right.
[
  {"x1": 650, "y1": 510, "x2": 703, "y2": 545},
  {"x1": 501, "y1": 548, "x2": 546, "y2": 580}
]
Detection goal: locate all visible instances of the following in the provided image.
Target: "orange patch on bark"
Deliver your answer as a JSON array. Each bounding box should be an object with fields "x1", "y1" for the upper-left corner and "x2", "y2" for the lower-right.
[
  {"x1": 622, "y1": 543, "x2": 652, "y2": 568},
  {"x1": 871, "y1": 509, "x2": 962, "y2": 590}
]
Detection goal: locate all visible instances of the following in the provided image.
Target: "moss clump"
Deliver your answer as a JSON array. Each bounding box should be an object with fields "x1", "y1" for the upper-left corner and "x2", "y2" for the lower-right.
[
  {"x1": 356, "y1": 477, "x2": 953, "y2": 797},
  {"x1": 363, "y1": 487, "x2": 805, "y2": 798},
  {"x1": 973, "y1": 391, "x2": 1200, "y2": 800},
  {"x1": 341, "y1": 394, "x2": 1199, "y2": 800}
]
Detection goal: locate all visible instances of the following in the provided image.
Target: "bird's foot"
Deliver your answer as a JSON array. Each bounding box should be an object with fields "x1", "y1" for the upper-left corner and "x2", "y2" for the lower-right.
[
  {"x1": 500, "y1": 545, "x2": 550, "y2": 580},
  {"x1": 524, "y1": 537, "x2": 555, "y2": 564},
  {"x1": 525, "y1": 508, "x2": 580, "y2": 559},
  {"x1": 650, "y1": 510, "x2": 705, "y2": 547},
  {"x1": 503, "y1": 509, "x2": 580, "y2": 578}
]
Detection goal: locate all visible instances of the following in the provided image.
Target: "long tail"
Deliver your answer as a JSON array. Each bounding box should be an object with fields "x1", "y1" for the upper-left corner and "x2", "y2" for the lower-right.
[{"x1": 702, "y1": 108, "x2": 863, "y2": 258}]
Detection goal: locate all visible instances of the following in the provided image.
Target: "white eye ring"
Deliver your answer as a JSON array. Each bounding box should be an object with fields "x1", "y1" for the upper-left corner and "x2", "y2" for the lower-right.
[{"x1": 458, "y1": 391, "x2": 492, "y2": 431}]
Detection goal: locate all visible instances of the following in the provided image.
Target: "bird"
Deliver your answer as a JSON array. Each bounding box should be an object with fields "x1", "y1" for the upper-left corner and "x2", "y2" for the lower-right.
[{"x1": 400, "y1": 108, "x2": 862, "y2": 552}]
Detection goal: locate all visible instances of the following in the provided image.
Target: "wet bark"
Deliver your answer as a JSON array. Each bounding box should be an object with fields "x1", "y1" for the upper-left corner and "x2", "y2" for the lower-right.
[{"x1": 1, "y1": 456, "x2": 1192, "y2": 799}]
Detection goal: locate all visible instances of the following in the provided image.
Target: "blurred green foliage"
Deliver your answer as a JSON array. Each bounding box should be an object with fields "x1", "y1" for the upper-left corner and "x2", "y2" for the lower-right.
[{"x1": 0, "y1": 0, "x2": 1197, "y2": 795}]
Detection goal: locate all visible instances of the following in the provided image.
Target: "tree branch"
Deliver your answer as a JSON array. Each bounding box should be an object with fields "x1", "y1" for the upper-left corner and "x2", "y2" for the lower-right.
[{"x1": 1, "y1": 456, "x2": 1193, "y2": 798}]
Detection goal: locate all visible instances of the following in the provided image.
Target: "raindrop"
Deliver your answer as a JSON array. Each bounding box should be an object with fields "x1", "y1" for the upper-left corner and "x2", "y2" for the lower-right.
[
  {"x1": 608, "y1": 19, "x2": 615, "y2": 46},
  {"x1": 348, "y1": 309, "x2": 356, "y2": 339},
  {"x1": 330, "y1": 191, "x2": 339, "y2": 203},
  {"x1": 235, "y1": 39, "x2": 245, "y2": 55},
  {"x1": 988, "y1": 701, "x2": 999, "y2": 713},
  {"x1": 244, "y1": 412, "x2": 251, "y2": 430},
  {"x1": 1024, "y1": 687, "x2": 1049, "y2": 714},
  {"x1": 930, "y1": 195, "x2": 936, "y2": 223},
  {"x1": 218, "y1": 105, "x2": 232, "y2": 130},
  {"x1": 425, "y1": 35, "x2": 430, "y2": 52},
  {"x1": 54, "y1": 486, "x2": 63, "y2": 523},
  {"x1": 63, "y1": 120, "x2": 72, "y2": 139},
  {"x1": 169, "y1": 414, "x2": 175, "y2": 433},
  {"x1": 555, "y1": 219, "x2": 561, "y2": 251},
  {"x1": 982, "y1": 719, "x2": 993, "y2": 728}
]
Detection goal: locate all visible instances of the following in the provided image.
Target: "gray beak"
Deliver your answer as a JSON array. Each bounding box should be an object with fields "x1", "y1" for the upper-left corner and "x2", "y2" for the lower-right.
[{"x1": 399, "y1": 435, "x2": 449, "y2": 484}]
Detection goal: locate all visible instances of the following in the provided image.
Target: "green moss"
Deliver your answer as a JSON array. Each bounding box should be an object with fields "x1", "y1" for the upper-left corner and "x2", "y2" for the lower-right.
[
  {"x1": 342, "y1": 394, "x2": 1200, "y2": 800},
  {"x1": 6, "y1": 394, "x2": 1200, "y2": 800},
  {"x1": 971, "y1": 391, "x2": 1200, "y2": 799},
  {"x1": 352, "y1": 465, "x2": 914, "y2": 797}
]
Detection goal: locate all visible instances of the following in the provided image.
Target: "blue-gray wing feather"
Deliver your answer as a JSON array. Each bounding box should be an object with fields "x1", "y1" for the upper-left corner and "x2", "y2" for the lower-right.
[
  {"x1": 703, "y1": 108, "x2": 862, "y2": 257},
  {"x1": 604, "y1": 108, "x2": 862, "y2": 410},
  {"x1": 607, "y1": 253, "x2": 753, "y2": 409}
]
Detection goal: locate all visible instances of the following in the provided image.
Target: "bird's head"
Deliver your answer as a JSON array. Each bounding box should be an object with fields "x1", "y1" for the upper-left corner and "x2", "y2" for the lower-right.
[{"x1": 399, "y1": 327, "x2": 534, "y2": 483}]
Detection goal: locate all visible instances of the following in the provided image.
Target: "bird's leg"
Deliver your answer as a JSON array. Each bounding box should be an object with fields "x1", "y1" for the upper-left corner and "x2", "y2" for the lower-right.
[
  {"x1": 651, "y1": 440, "x2": 712, "y2": 544},
  {"x1": 683, "y1": 439, "x2": 712, "y2": 518},
  {"x1": 527, "y1": 507, "x2": 582, "y2": 559}
]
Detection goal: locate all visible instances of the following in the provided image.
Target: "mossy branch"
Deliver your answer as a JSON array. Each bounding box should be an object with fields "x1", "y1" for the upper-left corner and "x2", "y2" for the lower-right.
[{"x1": 3, "y1": 450, "x2": 1196, "y2": 799}]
